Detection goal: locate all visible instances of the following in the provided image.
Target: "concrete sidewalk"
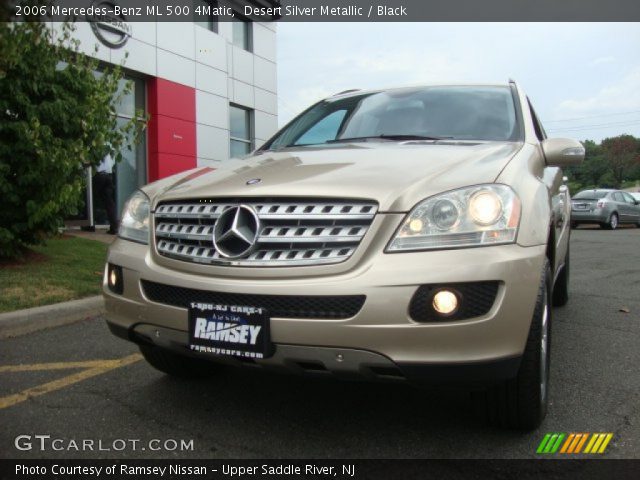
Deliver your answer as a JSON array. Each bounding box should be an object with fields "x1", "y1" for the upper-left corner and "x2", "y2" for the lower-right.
[{"x1": 0, "y1": 296, "x2": 104, "y2": 339}]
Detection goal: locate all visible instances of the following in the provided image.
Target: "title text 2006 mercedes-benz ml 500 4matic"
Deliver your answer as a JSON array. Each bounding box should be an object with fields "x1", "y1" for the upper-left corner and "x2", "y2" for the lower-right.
[{"x1": 104, "y1": 81, "x2": 583, "y2": 429}]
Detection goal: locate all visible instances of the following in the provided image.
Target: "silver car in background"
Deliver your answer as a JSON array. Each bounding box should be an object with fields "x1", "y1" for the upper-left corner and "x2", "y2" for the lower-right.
[{"x1": 571, "y1": 189, "x2": 640, "y2": 229}]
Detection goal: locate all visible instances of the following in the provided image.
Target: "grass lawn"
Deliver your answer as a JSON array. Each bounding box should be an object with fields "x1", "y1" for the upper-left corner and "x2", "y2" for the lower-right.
[{"x1": 0, "y1": 236, "x2": 108, "y2": 313}]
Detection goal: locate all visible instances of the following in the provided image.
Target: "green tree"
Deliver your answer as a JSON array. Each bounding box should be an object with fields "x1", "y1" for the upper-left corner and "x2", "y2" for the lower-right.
[
  {"x1": 566, "y1": 136, "x2": 640, "y2": 192},
  {"x1": 580, "y1": 140, "x2": 602, "y2": 185},
  {"x1": 0, "y1": 20, "x2": 144, "y2": 258},
  {"x1": 566, "y1": 140, "x2": 606, "y2": 189},
  {"x1": 601, "y1": 135, "x2": 640, "y2": 188}
]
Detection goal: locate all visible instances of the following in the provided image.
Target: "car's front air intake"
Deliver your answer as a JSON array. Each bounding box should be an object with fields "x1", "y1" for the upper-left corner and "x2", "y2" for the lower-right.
[
  {"x1": 154, "y1": 198, "x2": 378, "y2": 266},
  {"x1": 141, "y1": 280, "x2": 366, "y2": 319}
]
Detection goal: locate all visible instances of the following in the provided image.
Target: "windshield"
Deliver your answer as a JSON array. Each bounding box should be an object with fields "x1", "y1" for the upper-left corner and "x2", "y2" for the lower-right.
[
  {"x1": 574, "y1": 190, "x2": 609, "y2": 200},
  {"x1": 262, "y1": 86, "x2": 521, "y2": 150}
]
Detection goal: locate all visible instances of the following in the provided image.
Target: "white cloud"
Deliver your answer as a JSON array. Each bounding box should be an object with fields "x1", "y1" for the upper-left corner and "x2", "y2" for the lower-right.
[
  {"x1": 325, "y1": 50, "x2": 471, "y2": 86},
  {"x1": 590, "y1": 56, "x2": 616, "y2": 67},
  {"x1": 276, "y1": 23, "x2": 640, "y2": 139},
  {"x1": 278, "y1": 48, "x2": 472, "y2": 125},
  {"x1": 555, "y1": 67, "x2": 640, "y2": 116}
]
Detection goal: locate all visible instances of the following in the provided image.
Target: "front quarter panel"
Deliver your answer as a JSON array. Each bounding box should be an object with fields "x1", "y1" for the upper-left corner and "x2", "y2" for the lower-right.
[
  {"x1": 544, "y1": 167, "x2": 570, "y2": 272},
  {"x1": 495, "y1": 143, "x2": 550, "y2": 248}
]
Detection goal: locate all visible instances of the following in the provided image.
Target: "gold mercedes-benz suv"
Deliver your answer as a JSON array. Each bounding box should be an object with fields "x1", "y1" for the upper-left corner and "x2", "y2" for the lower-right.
[{"x1": 104, "y1": 81, "x2": 583, "y2": 429}]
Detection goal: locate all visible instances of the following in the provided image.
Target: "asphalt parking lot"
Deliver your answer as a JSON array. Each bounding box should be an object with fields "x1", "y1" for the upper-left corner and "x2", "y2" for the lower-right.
[{"x1": 0, "y1": 227, "x2": 638, "y2": 459}]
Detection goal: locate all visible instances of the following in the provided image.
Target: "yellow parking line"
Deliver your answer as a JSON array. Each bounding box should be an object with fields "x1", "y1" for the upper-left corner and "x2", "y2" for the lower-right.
[
  {"x1": 0, "y1": 359, "x2": 135, "y2": 373},
  {"x1": 0, "y1": 353, "x2": 142, "y2": 410}
]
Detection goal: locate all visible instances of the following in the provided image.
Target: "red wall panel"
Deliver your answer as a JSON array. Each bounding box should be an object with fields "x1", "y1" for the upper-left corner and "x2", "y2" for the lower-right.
[
  {"x1": 147, "y1": 78, "x2": 196, "y2": 182},
  {"x1": 147, "y1": 78, "x2": 196, "y2": 122},
  {"x1": 153, "y1": 116, "x2": 196, "y2": 157}
]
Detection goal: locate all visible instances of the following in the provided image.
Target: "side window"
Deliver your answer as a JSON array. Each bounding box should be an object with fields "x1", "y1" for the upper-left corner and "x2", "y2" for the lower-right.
[
  {"x1": 612, "y1": 192, "x2": 624, "y2": 202},
  {"x1": 527, "y1": 99, "x2": 547, "y2": 141},
  {"x1": 622, "y1": 192, "x2": 636, "y2": 204},
  {"x1": 294, "y1": 110, "x2": 348, "y2": 145}
]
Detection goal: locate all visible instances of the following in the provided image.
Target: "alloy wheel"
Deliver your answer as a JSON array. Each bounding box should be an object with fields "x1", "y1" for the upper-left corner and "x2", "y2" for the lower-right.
[{"x1": 540, "y1": 296, "x2": 550, "y2": 404}]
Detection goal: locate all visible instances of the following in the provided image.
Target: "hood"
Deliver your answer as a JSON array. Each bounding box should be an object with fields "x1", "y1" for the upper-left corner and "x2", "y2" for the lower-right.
[{"x1": 151, "y1": 141, "x2": 522, "y2": 212}]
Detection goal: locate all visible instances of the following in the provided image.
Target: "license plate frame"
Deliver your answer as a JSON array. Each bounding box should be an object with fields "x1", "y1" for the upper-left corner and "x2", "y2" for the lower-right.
[{"x1": 188, "y1": 302, "x2": 273, "y2": 359}]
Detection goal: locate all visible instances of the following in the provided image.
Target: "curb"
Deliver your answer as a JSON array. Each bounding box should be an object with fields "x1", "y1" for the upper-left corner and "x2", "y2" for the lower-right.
[{"x1": 0, "y1": 296, "x2": 105, "y2": 339}]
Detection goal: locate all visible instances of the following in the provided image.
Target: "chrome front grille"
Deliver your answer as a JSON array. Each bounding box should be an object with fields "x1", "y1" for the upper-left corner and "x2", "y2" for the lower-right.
[{"x1": 154, "y1": 199, "x2": 378, "y2": 266}]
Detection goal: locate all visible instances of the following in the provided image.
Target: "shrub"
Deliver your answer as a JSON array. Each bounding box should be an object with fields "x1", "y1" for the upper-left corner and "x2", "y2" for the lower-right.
[{"x1": 0, "y1": 20, "x2": 144, "y2": 258}]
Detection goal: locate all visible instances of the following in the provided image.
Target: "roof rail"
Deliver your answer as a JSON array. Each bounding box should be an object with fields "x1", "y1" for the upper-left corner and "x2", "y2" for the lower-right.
[{"x1": 333, "y1": 89, "x2": 361, "y2": 96}]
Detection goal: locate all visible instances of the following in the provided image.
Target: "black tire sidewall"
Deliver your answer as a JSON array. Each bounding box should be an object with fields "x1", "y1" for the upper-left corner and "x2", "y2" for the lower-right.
[
  {"x1": 481, "y1": 259, "x2": 552, "y2": 430},
  {"x1": 514, "y1": 259, "x2": 552, "y2": 429},
  {"x1": 552, "y1": 244, "x2": 570, "y2": 307}
]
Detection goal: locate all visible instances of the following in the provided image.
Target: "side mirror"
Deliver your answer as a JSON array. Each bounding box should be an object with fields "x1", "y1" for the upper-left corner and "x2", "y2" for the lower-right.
[{"x1": 541, "y1": 138, "x2": 585, "y2": 167}]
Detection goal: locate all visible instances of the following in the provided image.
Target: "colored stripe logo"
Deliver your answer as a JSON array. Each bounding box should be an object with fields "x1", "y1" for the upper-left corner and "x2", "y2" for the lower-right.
[{"x1": 537, "y1": 433, "x2": 613, "y2": 454}]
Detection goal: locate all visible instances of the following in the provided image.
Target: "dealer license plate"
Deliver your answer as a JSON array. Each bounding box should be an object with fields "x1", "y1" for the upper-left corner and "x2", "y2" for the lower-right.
[{"x1": 188, "y1": 302, "x2": 272, "y2": 359}]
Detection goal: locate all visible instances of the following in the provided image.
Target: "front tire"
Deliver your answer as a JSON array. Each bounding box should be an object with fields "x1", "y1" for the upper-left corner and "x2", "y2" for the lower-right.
[
  {"x1": 480, "y1": 259, "x2": 552, "y2": 430},
  {"x1": 552, "y1": 245, "x2": 570, "y2": 307},
  {"x1": 139, "y1": 345, "x2": 219, "y2": 378}
]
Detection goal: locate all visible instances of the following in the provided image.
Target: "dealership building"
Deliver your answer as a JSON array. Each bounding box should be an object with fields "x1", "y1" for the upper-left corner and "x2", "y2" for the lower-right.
[{"x1": 61, "y1": 2, "x2": 279, "y2": 220}]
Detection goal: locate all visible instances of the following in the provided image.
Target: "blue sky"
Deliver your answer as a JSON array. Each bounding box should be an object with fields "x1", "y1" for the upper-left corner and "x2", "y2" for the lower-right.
[{"x1": 276, "y1": 23, "x2": 640, "y2": 142}]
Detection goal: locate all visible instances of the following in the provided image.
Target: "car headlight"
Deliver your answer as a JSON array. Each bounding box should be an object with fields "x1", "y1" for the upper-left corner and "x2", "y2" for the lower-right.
[
  {"x1": 119, "y1": 190, "x2": 150, "y2": 244},
  {"x1": 386, "y1": 184, "x2": 521, "y2": 251}
]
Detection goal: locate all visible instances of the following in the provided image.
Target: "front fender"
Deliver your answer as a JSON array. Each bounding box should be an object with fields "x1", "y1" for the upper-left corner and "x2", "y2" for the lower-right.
[{"x1": 495, "y1": 143, "x2": 550, "y2": 247}]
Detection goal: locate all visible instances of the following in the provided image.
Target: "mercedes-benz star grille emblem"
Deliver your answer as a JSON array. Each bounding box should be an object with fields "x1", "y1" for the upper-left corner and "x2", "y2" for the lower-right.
[{"x1": 212, "y1": 205, "x2": 261, "y2": 259}]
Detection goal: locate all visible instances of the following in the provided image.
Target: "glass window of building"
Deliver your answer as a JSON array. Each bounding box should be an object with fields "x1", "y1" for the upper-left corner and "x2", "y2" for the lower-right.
[
  {"x1": 232, "y1": 15, "x2": 252, "y2": 51},
  {"x1": 112, "y1": 77, "x2": 147, "y2": 216},
  {"x1": 230, "y1": 105, "x2": 253, "y2": 157},
  {"x1": 194, "y1": 0, "x2": 218, "y2": 32}
]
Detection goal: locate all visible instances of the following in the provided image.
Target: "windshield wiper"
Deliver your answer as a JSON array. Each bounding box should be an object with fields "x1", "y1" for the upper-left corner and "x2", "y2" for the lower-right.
[
  {"x1": 326, "y1": 134, "x2": 452, "y2": 144},
  {"x1": 265, "y1": 134, "x2": 453, "y2": 150}
]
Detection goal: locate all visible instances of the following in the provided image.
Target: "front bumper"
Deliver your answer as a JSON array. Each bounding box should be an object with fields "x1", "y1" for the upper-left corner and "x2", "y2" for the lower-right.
[{"x1": 104, "y1": 238, "x2": 545, "y2": 384}]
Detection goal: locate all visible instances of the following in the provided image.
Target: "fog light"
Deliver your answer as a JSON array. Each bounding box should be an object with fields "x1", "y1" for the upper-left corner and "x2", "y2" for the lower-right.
[
  {"x1": 107, "y1": 264, "x2": 123, "y2": 294},
  {"x1": 432, "y1": 290, "x2": 458, "y2": 315}
]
